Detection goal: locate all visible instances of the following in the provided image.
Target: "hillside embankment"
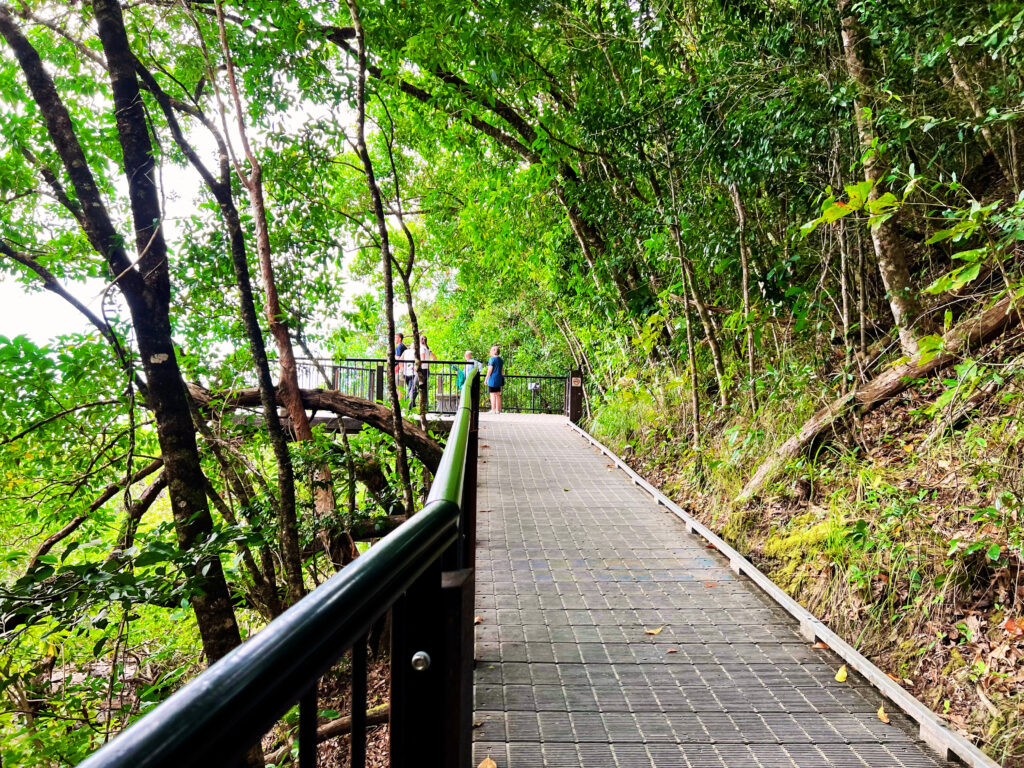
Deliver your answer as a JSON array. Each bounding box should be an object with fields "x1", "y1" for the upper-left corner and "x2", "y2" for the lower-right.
[{"x1": 590, "y1": 328, "x2": 1024, "y2": 766}]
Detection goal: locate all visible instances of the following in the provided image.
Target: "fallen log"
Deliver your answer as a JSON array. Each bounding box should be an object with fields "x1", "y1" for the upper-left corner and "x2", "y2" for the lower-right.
[
  {"x1": 188, "y1": 384, "x2": 443, "y2": 471},
  {"x1": 736, "y1": 294, "x2": 1021, "y2": 503},
  {"x1": 265, "y1": 703, "x2": 389, "y2": 765}
]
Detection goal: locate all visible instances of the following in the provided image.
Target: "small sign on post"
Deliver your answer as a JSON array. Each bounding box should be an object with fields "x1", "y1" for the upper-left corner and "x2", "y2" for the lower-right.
[{"x1": 571, "y1": 376, "x2": 582, "y2": 388}]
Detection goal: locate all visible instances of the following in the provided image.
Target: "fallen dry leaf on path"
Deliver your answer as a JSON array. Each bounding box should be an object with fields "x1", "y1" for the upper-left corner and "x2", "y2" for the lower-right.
[
  {"x1": 886, "y1": 672, "x2": 901, "y2": 683},
  {"x1": 474, "y1": 616, "x2": 484, "y2": 625},
  {"x1": 1004, "y1": 617, "x2": 1023, "y2": 636},
  {"x1": 812, "y1": 641, "x2": 830, "y2": 650},
  {"x1": 666, "y1": 648, "x2": 678, "y2": 654},
  {"x1": 478, "y1": 758, "x2": 497, "y2": 768},
  {"x1": 645, "y1": 626, "x2": 663, "y2": 635},
  {"x1": 472, "y1": 721, "x2": 484, "y2": 729},
  {"x1": 834, "y1": 665, "x2": 848, "y2": 683},
  {"x1": 877, "y1": 705, "x2": 890, "y2": 724}
]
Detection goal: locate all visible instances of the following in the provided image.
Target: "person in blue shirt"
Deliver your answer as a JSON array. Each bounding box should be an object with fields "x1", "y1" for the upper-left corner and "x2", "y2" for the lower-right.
[
  {"x1": 485, "y1": 345, "x2": 505, "y2": 413},
  {"x1": 393, "y1": 333, "x2": 406, "y2": 380}
]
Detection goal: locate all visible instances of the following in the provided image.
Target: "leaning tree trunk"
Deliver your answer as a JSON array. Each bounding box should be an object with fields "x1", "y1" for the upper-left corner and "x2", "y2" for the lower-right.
[
  {"x1": 216, "y1": 5, "x2": 357, "y2": 577},
  {"x1": 346, "y1": 0, "x2": 415, "y2": 515},
  {"x1": 681, "y1": 269, "x2": 702, "y2": 460},
  {"x1": 663, "y1": 157, "x2": 728, "y2": 408},
  {"x1": 0, "y1": 3, "x2": 243, "y2": 663},
  {"x1": 946, "y1": 51, "x2": 1016, "y2": 192},
  {"x1": 736, "y1": 294, "x2": 1020, "y2": 503},
  {"x1": 838, "y1": 0, "x2": 926, "y2": 356},
  {"x1": 677, "y1": 245, "x2": 728, "y2": 409},
  {"x1": 132, "y1": 55, "x2": 302, "y2": 611}
]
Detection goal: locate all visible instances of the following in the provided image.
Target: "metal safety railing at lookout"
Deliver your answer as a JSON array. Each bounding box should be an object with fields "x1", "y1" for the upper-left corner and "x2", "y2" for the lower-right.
[{"x1": 292, "y1": 356, "x2": 584, "y2": 422}]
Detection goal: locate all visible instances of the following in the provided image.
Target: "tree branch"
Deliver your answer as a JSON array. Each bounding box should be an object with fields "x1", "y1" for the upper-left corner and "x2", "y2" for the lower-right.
[{"x1": 27, "y1": 458, "x2": 163, "y2": 570}]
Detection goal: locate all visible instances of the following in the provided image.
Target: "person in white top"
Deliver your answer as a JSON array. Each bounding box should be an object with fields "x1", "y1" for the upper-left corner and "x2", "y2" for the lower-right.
[{"x1": 402, "y1": 335, "x2": 434, "y2": 408}]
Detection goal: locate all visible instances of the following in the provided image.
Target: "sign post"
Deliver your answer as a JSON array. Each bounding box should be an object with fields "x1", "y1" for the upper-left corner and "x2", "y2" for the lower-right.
[{"x1": 567, "y1": 369, "x2": 583, "y2": 423}]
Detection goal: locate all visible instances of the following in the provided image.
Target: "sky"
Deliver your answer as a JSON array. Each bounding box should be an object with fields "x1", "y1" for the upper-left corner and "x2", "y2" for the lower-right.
[{"x1": 0, "y1": 275, "x2": 100, "y2": 344}]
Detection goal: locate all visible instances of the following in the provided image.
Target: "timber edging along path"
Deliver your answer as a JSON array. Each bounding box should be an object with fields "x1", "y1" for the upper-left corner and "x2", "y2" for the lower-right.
[{"x1": 565, "y1": 420, "x2": 999, "y2": 768}]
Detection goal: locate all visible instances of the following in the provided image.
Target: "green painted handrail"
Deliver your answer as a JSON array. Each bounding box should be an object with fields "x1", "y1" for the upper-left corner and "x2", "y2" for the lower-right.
[
  {"x1": 426, "y1": 366, "x2": 477, "y2": 505},
  {"x1": 78, "y1": 368, "x2": 481, "y2": 767}
]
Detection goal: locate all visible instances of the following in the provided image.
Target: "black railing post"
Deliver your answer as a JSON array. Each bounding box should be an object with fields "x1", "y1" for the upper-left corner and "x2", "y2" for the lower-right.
[
  {"x1": 441, "y1": 568, "x2": 474, "y2": 768},
  {"x1": 298, "y1": 684, "x2": 317, "y2": 768},
  {"x1": 375, "y1": 364, "x2": 385, "y2": 403},
  {"x1": 389, "y1": 560, "x2": 446, "y2": 768},
  {"x1": 350, "y1": 634, "x2": 367, "y2": 768}
]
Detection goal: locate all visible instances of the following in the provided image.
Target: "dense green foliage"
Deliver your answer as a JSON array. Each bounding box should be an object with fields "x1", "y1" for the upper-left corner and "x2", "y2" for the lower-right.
[{"x1": 1, "y1": 0, "x2": 1023, "y2": 764}]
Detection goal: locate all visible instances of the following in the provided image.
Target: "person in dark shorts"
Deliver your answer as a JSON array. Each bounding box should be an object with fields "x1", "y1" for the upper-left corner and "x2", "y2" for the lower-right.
[{"x1": 485, "y1": 345, "x2": 505, "y2": 413}]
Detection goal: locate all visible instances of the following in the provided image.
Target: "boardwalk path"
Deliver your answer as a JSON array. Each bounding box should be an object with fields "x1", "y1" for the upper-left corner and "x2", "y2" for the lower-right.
[{"x1": 472, "y1": 414, "x2": 947, "y2": 768}]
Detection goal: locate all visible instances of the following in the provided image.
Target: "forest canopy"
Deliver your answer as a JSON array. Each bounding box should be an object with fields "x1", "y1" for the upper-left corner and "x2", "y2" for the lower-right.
[{"x1": 1, "y1": 0, "x2": 1023, "y2": 764}]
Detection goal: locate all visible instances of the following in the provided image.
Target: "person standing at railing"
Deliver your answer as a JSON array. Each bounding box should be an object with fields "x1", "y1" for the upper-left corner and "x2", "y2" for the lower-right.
[
  {"x1": 402, "y1": 334, "x2": 434, "y2": 408},
  {"x1": 455, "y1": 350, "x2": 482, "y2": 389},
  {"x1": 486, "y1": 345, "x2": 505, "y2": 414},
  {"x1": 394, "y1": 332, "x2": 406, "y2": 379}
]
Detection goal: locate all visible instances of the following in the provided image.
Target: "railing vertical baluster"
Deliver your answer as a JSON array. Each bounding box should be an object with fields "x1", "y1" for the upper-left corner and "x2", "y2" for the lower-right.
[
  {"x1": 299, "y1": 684, "x2": 318, "y2": 768},
  {"x1": 350, "y1": 634, "x2": 367, "y2": 768}
]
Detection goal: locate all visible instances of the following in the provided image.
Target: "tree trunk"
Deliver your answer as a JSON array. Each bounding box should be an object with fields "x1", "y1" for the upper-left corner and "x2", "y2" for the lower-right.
[
  {"x1": 195, "y1": 384, "x2": 444, "y2": 471},
  {"x1": 838, "y1": 0, "x2": 926, "y2": 356},
  {"x1": 216, "y1": 5, "x2": 354, "y2": 583},
  {"x1": 346, "y1": 0, "x2": 416, "y2": 515},
  {"x1": 677, "y1": 247, "x2": 728, "y2": 409},
  {"x1": 133, "y1": 54, "x2": 307, "y2": 606},
  {"x1": 662, "y1": 154, "x2": 728, "y2": 407},
  {"x1": 729, "y1": 183, "x2": 757, "y2": 411},
  {"x1": 0, "y1": 3, "x2": 244, "y2": 663},
  {"x1": 946, "y1": 50, "x2": 1016, "y2": 192},
  {"x1": 681, "y1": 268, "x2": 702, "y2": 457}
]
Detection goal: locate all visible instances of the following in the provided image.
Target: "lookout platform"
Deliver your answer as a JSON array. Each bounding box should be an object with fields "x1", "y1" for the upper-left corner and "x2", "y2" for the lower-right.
[{"x1": 471, "y1": 414, "x2": 950, "y2": 768}]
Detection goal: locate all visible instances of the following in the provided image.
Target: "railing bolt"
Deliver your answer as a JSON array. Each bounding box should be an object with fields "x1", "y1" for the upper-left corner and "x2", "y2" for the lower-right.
[{"x1": 410, "y1": 651, "x2": 431, "y2": 671}]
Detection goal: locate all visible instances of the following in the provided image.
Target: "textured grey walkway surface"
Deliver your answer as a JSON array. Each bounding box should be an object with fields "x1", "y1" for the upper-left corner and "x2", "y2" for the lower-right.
[{"x1": 472, "y1": 415, "x2": 949, "y2": 768}]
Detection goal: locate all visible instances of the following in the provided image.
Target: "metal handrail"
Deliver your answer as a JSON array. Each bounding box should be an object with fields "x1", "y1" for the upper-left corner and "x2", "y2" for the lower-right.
[{"x1": 80, "y1": 369, "x2": 481, "y2": 768}]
